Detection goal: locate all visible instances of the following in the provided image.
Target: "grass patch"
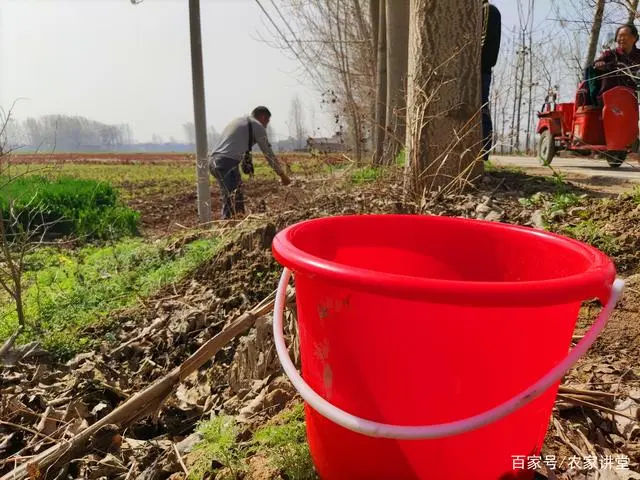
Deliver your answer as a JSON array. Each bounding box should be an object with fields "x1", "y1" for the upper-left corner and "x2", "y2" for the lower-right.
[
  {"x1": 190, "y1": 404, "x2": 317, "y2": 479},
  {"x1": 545, "y1": 168, "x2": 571, "y2": 193},
  {"x1": 520, "y1": 191, "x2": 587, "y2": 230},
  {"x1": 549, "y1": 192, "x2": 583, "y2": 211},
  {"x1": 350, "y1": 165, "x2": 381, "y2": 184},
  {"x1": 189, "y1": 415, "x2": 249, "y2": 480},
  {"x1": 0, "y1": 234, "x2": 221, "y2": 359},
  {"x1": 629, "y1": 185, "x2": 640, "y2": 204},
  {"x1": 484, "y1": 161, "x2": 526, "y2": 175},
  {"x1": 519, "y1": 192, "x2": 544, "y2": 208},
  {"x1": 2, "y1": 156, "x2": 335, "y2": 202},
  {"x1": 520, "y1": 191, "x2": 584, "y2": 212},
  {"x1": 2, "y1": 163, "x2": 213, "y2": 202},
  {"x1": 254, "y1": 403, "x2": 317, "y2": 480},
  {"x1": 562, "y1": 220, "x2": 619, "y2": 256},
  {"x1": 520, "y1": 191, "x2": 583, "y2": 208},
  {"x1": 0, "y1": 175, "x2": 138, "y2": 240},
  {"x1": 3, "y1": 163, "x2": 195, "y2": 187},
  {"x1": 346, "y1": 153, "x2": 403, "y2": 185},
  {"x1": 318, "y1": 160, "x2": 350, "y2": 176}
]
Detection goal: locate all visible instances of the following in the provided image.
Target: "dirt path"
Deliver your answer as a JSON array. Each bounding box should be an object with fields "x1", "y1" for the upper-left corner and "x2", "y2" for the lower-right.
[{"x1": 493, "y1": 155, "x2": 640, "y2": 195}]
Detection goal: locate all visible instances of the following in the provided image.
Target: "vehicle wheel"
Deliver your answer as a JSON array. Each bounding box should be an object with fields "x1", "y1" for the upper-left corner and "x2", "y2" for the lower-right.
[
  {"x1": 605, "y1": 151, "x2": 626, "y2": 168},
  {"x1": 537, "y1": 130, "x2": 555, "y2": 166}
]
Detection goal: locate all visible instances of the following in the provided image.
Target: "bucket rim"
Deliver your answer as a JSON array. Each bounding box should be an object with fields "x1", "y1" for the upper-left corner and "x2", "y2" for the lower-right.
[{"x1": 271, "y1": 214, "x2": 616, "y2": 307}]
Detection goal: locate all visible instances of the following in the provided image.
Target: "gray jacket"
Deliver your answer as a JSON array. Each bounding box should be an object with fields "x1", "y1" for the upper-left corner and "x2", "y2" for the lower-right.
[{"x1": 210, "y1": 116, "x2": 284, "y2": 176}]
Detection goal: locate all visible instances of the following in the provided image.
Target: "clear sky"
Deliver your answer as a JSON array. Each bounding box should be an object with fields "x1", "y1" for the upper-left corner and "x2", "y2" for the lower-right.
[
  {"x1": 0, "y1": 0, "x2": 326, "y2": 143},
  {"x1": 0, "y1": 0, "x2": 563, "y2": 144}
]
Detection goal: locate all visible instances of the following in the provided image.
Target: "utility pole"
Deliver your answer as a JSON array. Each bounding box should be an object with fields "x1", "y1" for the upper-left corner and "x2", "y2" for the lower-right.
[{"x1": 189, "y1": 0, "x2": 212, "y2": 223}]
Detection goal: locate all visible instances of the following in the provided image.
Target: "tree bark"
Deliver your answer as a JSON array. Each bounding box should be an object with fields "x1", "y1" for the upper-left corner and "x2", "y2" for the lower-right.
[
  {"x1": 515, "y1": 30, "x2": 526, "y2": 153},
  {"x1": 373, "y1": 0, "x2": 387, "y2": 165},
  {"x1": 509, "y1": 27, "x2": 521, "y2": 154},
  {"x1": 583, "y1": 0, "x2": 605, "y2": 70},
  {"x1": 370, "y1": 0, "x2": 379, "y2": 69},
  {"x1": 404, "y1": 0, "x2": 483, "y2": 195},
  {"x1": 350, "y1": 0, "x2": 372, "y2": 154},
  {"x1": 383, "y1": 0, "x2": 410, "y2": 165},
  {"x1": 369, "y1": 0, "x2": 379, "y2": 152},
  {"x1": 525, "y1": 9, "x2": 534, "y2": 154}
]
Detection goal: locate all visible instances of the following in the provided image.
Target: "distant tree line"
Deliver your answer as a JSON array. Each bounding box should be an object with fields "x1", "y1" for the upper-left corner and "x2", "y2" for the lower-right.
[
  {"x1": 182, "y1": 121, "x2": 222, "y2": 152},
  {"x1": 181, "y1": 120, "x2": 304, "y2": 153},
  {"x1": 4, "y1": 115, "x2": 135, "y2": 152},
  {"x1": 1, "y1": 113, "x2": 313, "y2": 154}
]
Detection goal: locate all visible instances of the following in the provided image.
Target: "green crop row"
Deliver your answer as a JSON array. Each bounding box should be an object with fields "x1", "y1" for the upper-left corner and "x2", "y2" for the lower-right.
[{"x1": 0, "y1": 175, "x2": 139, "y2": 241}]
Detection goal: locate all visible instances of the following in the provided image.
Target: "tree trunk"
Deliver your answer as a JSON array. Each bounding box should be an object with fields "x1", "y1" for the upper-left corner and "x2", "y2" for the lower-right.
[
  {"x1": 525, "y1": 12, "x2": 534, "y2": 154},
  {"x1": 351, "y1": 0, "x2": 373, "y2": 153},
  {"x1": 404, "y1": 0, "x2": 483, "y2": 196},
  {"x1": 509, "y1": 29, "x2": 521, "y2": 154},
  {"x1": 373, "y1": 0, "x2": 387, "y2": 165},
  {"x1": 383, "y1": 0, "x2": 410, "y2": 165},
  {"x1": 370, "y1": 0, "x2": 379, "y2": 67},
  {"x1": 583, "y1": 0, "x2": 605, "y2": 70},
  {"x1": 525, "y1": 0, "x2": 535, "y2": 154},
  {"x1": 500, "y1": 104, "x2": 507, "y2": 154},
  {"x1": 628, "y1": 0, "x2": 639, "y2": 24},
  {"x1": 370, "y1": 0, "x2": 379, "y2": 152},
  {"x1": 492, "y1": 67, "x2": 501, "y2": 151},
  {"x1": 515, "y1": 30, "x2": 526, "y2": 153}
]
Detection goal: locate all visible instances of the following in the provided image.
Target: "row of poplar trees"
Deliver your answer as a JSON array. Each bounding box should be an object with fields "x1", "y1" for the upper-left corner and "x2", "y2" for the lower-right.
[
  {"x1": 372, "y1": 0, "x2": 484, "y2": 196},
  {"x1": 260, "y1": 0, "x2": 486, "y2": 196}
]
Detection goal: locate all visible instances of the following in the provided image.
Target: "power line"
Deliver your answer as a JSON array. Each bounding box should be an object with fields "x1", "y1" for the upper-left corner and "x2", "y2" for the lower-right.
[
  {"x1": 267, "y1": 0, "x2": 334, "y2": 82},
  {"x1": 253, "y1": 0, "x2": 325, "y2": 91},
  {"x1": 266, "y1": 0, "x2": 325, "y2": 72}
]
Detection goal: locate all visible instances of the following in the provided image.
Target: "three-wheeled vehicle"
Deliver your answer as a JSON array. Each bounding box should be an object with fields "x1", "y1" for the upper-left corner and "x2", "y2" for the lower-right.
[{"x1": 536, "y1": 82, "x2": 639, "y2": 168}]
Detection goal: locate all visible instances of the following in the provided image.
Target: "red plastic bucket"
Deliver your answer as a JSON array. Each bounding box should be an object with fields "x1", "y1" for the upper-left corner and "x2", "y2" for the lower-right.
[{"x1": 271, "y1": 215, "x2": 623, "y2": 480}]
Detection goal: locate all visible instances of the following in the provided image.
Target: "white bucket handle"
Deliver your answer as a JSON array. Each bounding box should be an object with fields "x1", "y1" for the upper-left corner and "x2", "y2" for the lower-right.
[{"x1": 273, "y1": 267, "x2": 625, "y2": 440}]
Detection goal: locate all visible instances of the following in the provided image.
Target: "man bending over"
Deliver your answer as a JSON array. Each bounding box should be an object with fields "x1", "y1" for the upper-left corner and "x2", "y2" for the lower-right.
[{"x1": 209, "y1": 106, "x2": 291, "y2": 219}]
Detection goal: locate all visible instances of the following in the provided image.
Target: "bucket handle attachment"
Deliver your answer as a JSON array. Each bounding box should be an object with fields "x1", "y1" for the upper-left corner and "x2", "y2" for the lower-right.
[{"x1": 273, "y1": 267, "x2": 625, "y2": 440}]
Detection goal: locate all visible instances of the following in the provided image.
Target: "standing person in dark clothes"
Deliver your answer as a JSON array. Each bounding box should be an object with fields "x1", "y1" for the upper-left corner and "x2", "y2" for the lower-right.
[
  {"x1": 481, "y1": 0, "x2": 501, "y2": 162},
  {"x1": 209, "y1": 106, "x2": 291, "y2": 220}
]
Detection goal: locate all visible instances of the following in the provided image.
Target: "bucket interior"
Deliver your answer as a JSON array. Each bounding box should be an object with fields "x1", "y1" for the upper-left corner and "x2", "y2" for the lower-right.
[{"x1": 288, "y1": 215, "x2": 596, "y2": 283}]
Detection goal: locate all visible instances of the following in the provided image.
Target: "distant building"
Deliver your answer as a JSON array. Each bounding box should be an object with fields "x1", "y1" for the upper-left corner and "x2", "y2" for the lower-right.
[{"x1": 306, "y1": 134, "x2": 345, "y2": 153}]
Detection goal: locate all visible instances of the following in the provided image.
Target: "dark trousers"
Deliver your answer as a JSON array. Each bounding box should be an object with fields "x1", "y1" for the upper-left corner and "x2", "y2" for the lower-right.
[
  {"x1": 211, "y1": 160, "x2": 244, "y2": 219},
  {"x1": 481, "y1": 72, "x2": 493, "y2": 162}
]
